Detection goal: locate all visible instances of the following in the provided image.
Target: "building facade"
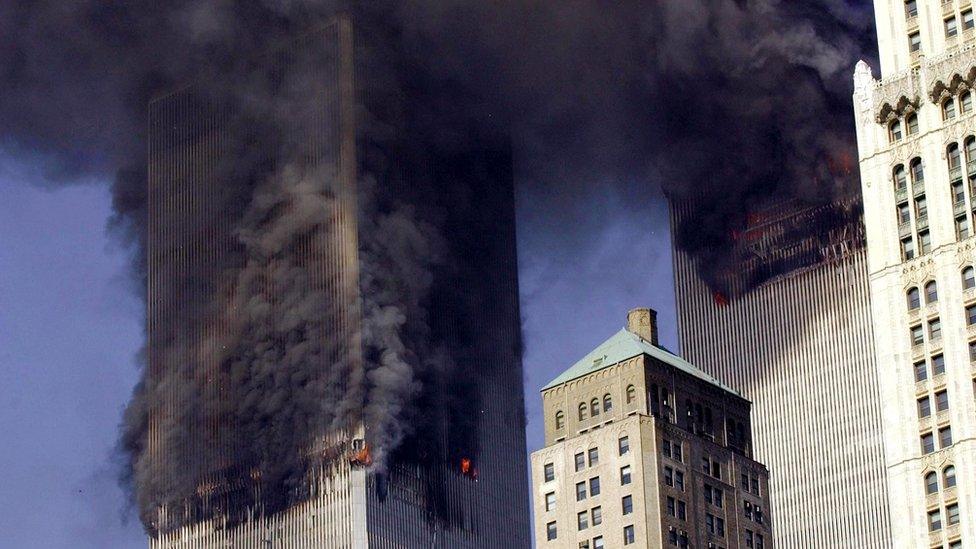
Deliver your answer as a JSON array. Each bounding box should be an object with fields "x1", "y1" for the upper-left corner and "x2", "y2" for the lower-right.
[
  {"x1": 145, "y1": 13, "x2": 529, "y2": 548},
  {"x1": 531, "y1": 308, "x2": 773, "y2": 549},
  {"x1": 853, "y1": 1, "x2": 976, "y2": 546},
  {"x1": 670, "y1": 201, "x2": 892, "y2": 548}
]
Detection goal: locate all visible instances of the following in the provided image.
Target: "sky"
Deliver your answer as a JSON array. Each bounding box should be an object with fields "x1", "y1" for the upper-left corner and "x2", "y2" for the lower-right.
[{"x1": 0, "y1": 163, "x2": 678, "y2": 548}]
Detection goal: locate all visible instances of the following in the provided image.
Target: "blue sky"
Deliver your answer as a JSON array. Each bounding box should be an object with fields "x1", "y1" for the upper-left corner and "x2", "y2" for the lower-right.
[{"x1": 0, "y1": 168, "x2": 677, "y2": 547}]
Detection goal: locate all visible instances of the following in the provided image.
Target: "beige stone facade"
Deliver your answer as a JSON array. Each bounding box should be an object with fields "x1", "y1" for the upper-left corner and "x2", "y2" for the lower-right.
[{"x1": 531, "y1": 309, "x2": 773, "y2": 549}]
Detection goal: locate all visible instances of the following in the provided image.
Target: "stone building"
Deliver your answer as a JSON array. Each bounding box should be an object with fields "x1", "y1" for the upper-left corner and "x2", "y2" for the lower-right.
[
  {"x1": 852, "y1": 1, "x2": 976, "y2": 546},
  {"x1": 530, "y1": 308, "x2": 773, "y2": 549}
]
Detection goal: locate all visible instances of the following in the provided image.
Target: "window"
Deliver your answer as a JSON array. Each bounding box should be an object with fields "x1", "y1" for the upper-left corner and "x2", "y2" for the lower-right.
[
  {"x1": 577, "y1": 510, "x2": 588, "y2": 531},
  {"x1": 906, "y1": 0, "x2": 918, "y2": 18},
  {"x1": 625, "y1": 384, "x2": 636, "y2": 404},
  {"x1": 945, "y1": 97, "x2": 958, "y2": 120},
  {"x1": 967, "y1": 304, "x2": 976, "y2": 325},
  {"x1": 621, "y1": 465, "x2": 632, "y2": 485},
  {"x1": 590, "y1": 398, "x2": 599, "y2": 417},
  {"x1": 712, "y1": 461, "x2": 722, "y2": 480},
  {"x1": 756, "y1": 534, "x2": 765, "y2": 549},
  {"x1": 593, "y1": 535, "x2": 604, "y2": 549},
  {"x1": 623, "y1": 525, "x2": 635, "y2": 545},
  {"x1": 545, "y1": 492, "x2": 556, "y2": 512},
  {"x1": 589, "y1": 476, "x2": 601, "y2": 497},
  {"x1": 902, "y1": 237, "x2": 916, "y2": 260},
  {"x1": 939, "y1": 426, "x2": 953, "y2": 447},
  {"x1": 744, "y1": 501, "x2": 753, "y2": 520},
  {"x1": 953, "y1": 181, "x2": 966, "y2": 204},
  {"x1": 929, "y1": 318, "x2": 941, "y2": 341},
  {"x1": 755, "y1": 505, "x2": 764, "y2": 524},
  {"x1": 575, "y1": 452, "x2": 585, "y2": 472},
  {"x1": 579, "y1": 403, "x2": 587, "y2": 421},
  {"x1": 908, "y1": 112, "x2": 919, "y2": 134},
  {"x1": 964, "y1": 267, "x2": 975, "y2": 289},
  {"x1": 622, "y1": 495, "x2": 633, "y2": 515},
  {"x1": 546, "y1": 521, "x2": 557, "y2": 541},
  {"x1": 922, "y1": 432, "x2": 935, "y2": 454},
  {"x1": 970, "y1": 340, "x2": 976, "y2": 362},
  {"x1": 663, "y1": 439, "x2": 672, "y2": 458},
  {"x1": 751, "y1": 476, "x2": 760, "y2": 495},
  {"x1": 926, "y1": 281, "x2": 938, "y2": 303},
  {"x1": 908, "y1": 287, "x2": 921, "y2": 310},
  {"x1": 673, "y1": 442, "x2": 682, "y2": 462},
  {"x1": 588, "y1": 447, "x2": 599, "y2": 467},
  {"x1": 745, "y1": 530, "x2": 754, "y2": 548},
  {"x1": 677, "y1": 500, "x2": 686, "y2": 520},
  {"x1": 947, "y1": 503, "x2": 960, "y2": 525},
  {"x1": 926, "y1": 471, "x2": 939, "y2": 494},
  {"x1": 576, "y1": 481, "x2": 587, "y2": 501},
  {"x1": 890, "y1": 119, "x2": 903, "y2": 141},
  {"x1": 898, "y1": 202, "x2": 912, "y2": 225},
  {"x1": 920, "y1": 230, "x2": 932, "y2": 254},
  {"x1": 894, "y1": 164, "x2": 908, "y2": 191},
  {"x1": 950, "y1": 143, "x2": 962, "y2": 170},
  {"x1": 916, "y1": 194, "x2": 928, "y2": 218},
  {"x1": 667, "y1": 496, "x2": 676, "y2": 516},
  {"x1": 935, "y1": 390, "x2": 949, "y2": 412},
  {"x1": 964, "y1": 91, "x2": 974, "y2": 113},
  {"x1": 602, "y1": 394, "x2": 612, "y2": 413},
  {"x1": 544, "y1": 463, "x2": 555, "y2": 482},
  {"x1": 591, "y1": 506, "x2": 602, "y2": 526},
  {"x1": 914, "y1": 360, "x2": 928, "y2": 382},
  {"x1": 969, "y1": 136, "x2": 976, "y2": 162},
  {"x1": 911, "y1": 324, "x2": 924, "y2": 346},
  {"x1": 668, "y1": 531, "x2": 678, "y2": 546},
  {"x1": 675, "y1": 470, "x2": 685, "y2": 491},
  {"x1": 910, "y1": 31, "x2": 921, "y2": 53},
  {"x1": 933, "y1": 354, "x2": 946, "y2": 375},
  {"x1": 912, "y1": 158, "x2": 925, "y2": 184},
  {"x1": 965, "y1": 9, "x2": 975, "y2": 30},
  {"x1": 618, "y1": 436, "x2": 630, "y2": 456},
  {"x1": 944, "y1": 465, "x2": 956, "y2": 488},
  {"x1": 958, "y1": 216, "x2": 971, "y2": 240},
  {"x1": 946, "y1": 16, "x2": 959, "y2": 38},
  {"x1": 555, "y1": 411, "x2": 565, "y2": 430},
  {"x1": 929, "y1": 509, "x2": 942, "y2": 532},
  {"x1": 918, "y1": 396, "x2": 932, "y2": 418}
]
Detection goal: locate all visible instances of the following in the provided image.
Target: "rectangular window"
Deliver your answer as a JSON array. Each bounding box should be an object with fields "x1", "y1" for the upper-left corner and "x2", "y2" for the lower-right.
[
  {"x1": 741, "y1": 473, "x2": 749, "y2": 490},
  {"x1": 589, "y1": 476, "x2": 601, "y2": 497},
  {"x1": 745, "y1": 530, "x2": 754, "y2": 548},
  {"x1": 751, "y1": 476, "x2": 760, "y2": 495},
  {"x1": 701, "y1": 456, "x2": 710, "y2": 474},
  {"x1": 576, "y1": 481, "x2": 587, "y2": 501},
  {"x1": 910, "y1": 31, "x2": 921, "y2": 52},
  {"x1": 953, "y1": 181, "x2": 966, "y2": 204},
  {"x1": 668, "y1": 531, "x2": 678, "y2": 546},
  {"x1": 704, "y1": 484, "x2": 713, "y2": 504},
  {"x1": 756, "y1": 534, "x2": 765, "y2": 549},
  {"x1": 577, "y1": 510, "x2": 588, "y2": 531},
  {"x1": 664, "y1": 466, "x2": 674, "y2": 487},
  {"x1": 898, "y1": 202, "x2": 911, "y2": 224},
  {"x1": 906, "y1": 0, "x2": 917, "y2": 18},
  {"x1": 929, "y1": 318, "x2": 942, "y2": 341},
  {"x1": 667, "y1": 496, "x2": 676, "y2": 517},
  {"x1": 706, "y1": 513, "x2": 715, "y2": 533},
  {"x1": 967, "y1": 304, "x2": 976, "y2": 325},
  {"x1": 673, "y1": 441, "x2": 683, "y2": 462},
  {"x1": 965, "y1": 9, "x2": 975, "y2": 30},
  {"x1": 914, "y1": 361, "x2": 928, "y2": 382},
  {"x1": 544, "y1": 463, "x2": 555, "y2": 482},
  {"x1": 620, "y1": 465, "x2": 632, "y2": 485},
  {"x1": 928, "y1": 509, "x2": 942, "y2": 531},
  {"x1": 933, "y1": 354, "x2": 946, "y2": 375},
  {"x1": 755, "y1": 505, "x2": 764, "y2": 524},
  {"x1": 622, "y1": 495, "x2": 633, "y2": 515},
  {"x1": 902, "y1": 237, "x2": 916, "y2": 260},
  {"x1": 947, "y1": 503, "x2": 960, "y2": 525},
  {"x1": 911, "y1": 325, "x2": 924, "y2": 346},
  {"x1": 618, "y1": 436, "x2": 630, "y2": 456},
  {"x1": 677, "y1": 500, "x2": 686, "y2": 520},
  {"x1": 593, "y1": 536, "x2": 604, "y2": 549},
  {"x1": 940, "y1": 426, "x2": 953, "y2": 447},
  {"x1": 545, "y1": 492, "x2": 556, "y2": 512},
  {"x1": 623, "y1": 525, "x2": 635, "y2": 545},
  {"x1": 575, "y1": 452, "x2": 585, "y2": 472},
  {"x1": 935, "y1": 390, "x2": 949, "y2": 411},
  {"x1": 711, "y1": 461, "x2": 721, "y2": 480},
  {"x1": 744, "y1": 501, "x2": 753, "y2": 520},
  {"x1": 921, "y1": 432, "x2": 935, "y2": 454},
  {"x1": 714, "y1": 488, "x2": 724, "y2": 508},
  {"x1": 717, "y1": 517, "x2": 726, "y2": 537},
  {"x1": 588, "y1": 447, "x2": 599, "y2": 467},
  {"x1": 970, "y1": 341, "x2": 976, "y2": 362},
  {"x1": 957, "y1": 216, "x2": 970, "y2": 240},
  {"x1": 920, "y1": 230, "x2": 932, "y2": 254},
  {"x1": 917, "y1": 396, "x2": 931, "y2": 418},
  {"x1": 546, "y1": 521, "x2": 557, "y2": 541},
  {"x1": 675, "y1": 470, "x2": 685, "y2": 491},
  {"x1": 591, "y1": 506, "x2": 602, "y2": 526},
  {"x1": 947, "y1": 16, "x2": 958, "y2": 37}
]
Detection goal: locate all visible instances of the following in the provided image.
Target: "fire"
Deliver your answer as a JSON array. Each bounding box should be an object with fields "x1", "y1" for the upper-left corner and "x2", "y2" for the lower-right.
[
  {"x1": 460, "y1": 457, "x2": 477, "y2": 480},
  {"x1": 712, "y1": 291, "x2": 729, "y2": 307},
  {"x1": 350, "y1": 442, "x2": 372, "y2": 467}
]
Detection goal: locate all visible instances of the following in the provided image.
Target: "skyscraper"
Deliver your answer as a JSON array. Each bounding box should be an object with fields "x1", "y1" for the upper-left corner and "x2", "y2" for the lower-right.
[
  {"x1": 142, "y1": 13, "x2": 529, "y2": 548},
  {"x1": 530, "y1": 308, "x2": 774, "y2": 548},
  {"x1": 853, "y1": 1, "x2": 976, "y2": 546},
  {"x1": 669, "y1": 199, "x2": 892, "y2": 548}
]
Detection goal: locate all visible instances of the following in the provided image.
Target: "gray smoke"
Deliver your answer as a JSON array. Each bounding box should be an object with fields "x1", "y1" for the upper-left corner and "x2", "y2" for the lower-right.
[{"x1": 1, "y1": 0, "x2": 875, "y2": 532}]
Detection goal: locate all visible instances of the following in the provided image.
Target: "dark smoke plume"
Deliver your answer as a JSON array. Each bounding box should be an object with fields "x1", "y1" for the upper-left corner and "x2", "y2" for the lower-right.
[{"x1": 1, "y1": 0, "x2": 875, "y2": 532}]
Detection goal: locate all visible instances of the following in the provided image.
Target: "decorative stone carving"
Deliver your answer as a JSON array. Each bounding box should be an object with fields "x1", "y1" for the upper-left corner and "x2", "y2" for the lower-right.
[
  {"x1": 927, "y1": 43, "x2": 976, "y2": 101},
  {"x1": 874, "y1": 69, "x2": 921, "y2": 123}
]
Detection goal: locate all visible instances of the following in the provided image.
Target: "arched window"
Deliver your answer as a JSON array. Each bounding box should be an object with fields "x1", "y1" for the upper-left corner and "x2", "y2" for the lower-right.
[
  {"x1": 893, "y1": 164, "x2": 908, "y2": 191},
  {"x1": 925, "y1": 471, "x2": 939, "y2": 494},
  {"x1": 590, "y1": 398, "x2": 600, "y2": 417},
  {"x1": 910, "y1": 158, "x2": 925, "y2": 184},
  {"x1": 907, "y1": 287, "x2": 921, "y2": 310},
  {"x1": 962, "y1": 91, "x2": 973, "y2": 114},
  {"x1": 944, "y1": 465, "x2": 957, "y2": 488},
  {"x1": 963, "y1": 267, "x2": 975, "y2": 290},
  {"x1": 907, "y1": 113, "x2": 919, "y2": 135},
  {"x1": 948, "y1": 143, "x2": 962, "y2": 169},
  {"x1": 603, "y1": 394, "x2": 612, "y2": 413},
  {"x1": 555, "y1": 410, "x2": 565, "y2": 430},
  {"x1": 890, "y1": 119, "x2": 903, "y2": 141},
  {"x1": 578, "y1": 403, "x2": 587, "y2": 421},
  {"x1": 925, "y1": 281, "x2": 938, "y2": 303},
  {"x1": 626, "y1": 384, "x2": 636, "y2": 404},
  {"x1": 944, "y1": 97, "x2": 957, "y2": 120}
]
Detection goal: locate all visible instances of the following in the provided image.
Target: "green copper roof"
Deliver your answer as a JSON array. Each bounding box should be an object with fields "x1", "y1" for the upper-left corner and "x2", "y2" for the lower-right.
[{"x1": 541, "y1": 328, "x2": 740, "y2": 396}]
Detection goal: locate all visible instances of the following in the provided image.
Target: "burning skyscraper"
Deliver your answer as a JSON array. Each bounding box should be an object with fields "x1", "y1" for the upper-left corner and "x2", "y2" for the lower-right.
[{"x1": 133, "y1": 11, "x2": 530, "y2": 547}]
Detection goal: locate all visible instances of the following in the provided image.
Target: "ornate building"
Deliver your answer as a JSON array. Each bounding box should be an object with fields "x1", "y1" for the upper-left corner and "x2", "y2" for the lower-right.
[
  {"x1": 853, "y1": 1, "x2": 976, "y2": 547},
  {"x1": 530, "y1": 308, "x2": 773, "y2": 549}
]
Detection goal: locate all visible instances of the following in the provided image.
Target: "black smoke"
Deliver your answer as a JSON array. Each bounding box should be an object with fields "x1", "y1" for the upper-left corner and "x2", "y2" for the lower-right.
[{"x1": 1, "y1": 0, "x2": 876, "y2": 533}]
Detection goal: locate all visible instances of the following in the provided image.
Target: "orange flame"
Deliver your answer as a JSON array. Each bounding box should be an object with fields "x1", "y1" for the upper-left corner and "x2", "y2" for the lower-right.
[
  {"x1": 460, "y1": 457, "x2": 477, "y2": 480},
  {"x1": 350, "y1": 444, "x2": 372, "y2": 467}
]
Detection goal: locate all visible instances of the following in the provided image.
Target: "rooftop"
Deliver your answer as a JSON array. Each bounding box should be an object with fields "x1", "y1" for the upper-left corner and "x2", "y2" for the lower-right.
[{"x1": 541, "y1": 328, "x2": 741, "y2": 396}]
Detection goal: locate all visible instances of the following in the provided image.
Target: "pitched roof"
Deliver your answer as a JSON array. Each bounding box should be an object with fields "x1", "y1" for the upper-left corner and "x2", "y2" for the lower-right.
[{"x1": 541, "y1": 328, "x2": 741, "y2": 396}]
